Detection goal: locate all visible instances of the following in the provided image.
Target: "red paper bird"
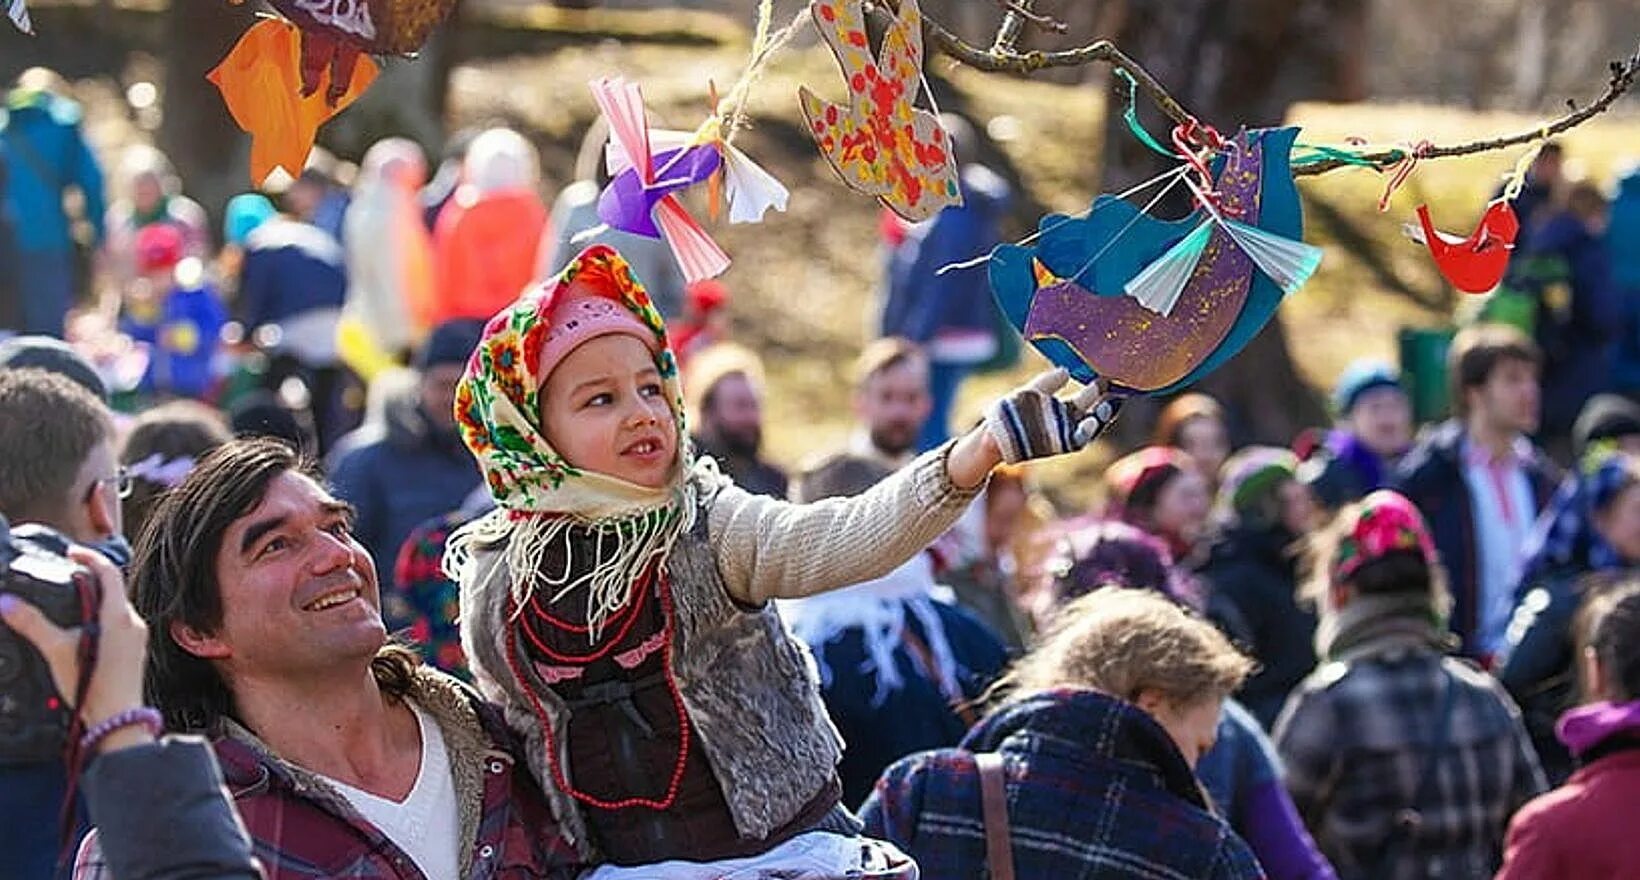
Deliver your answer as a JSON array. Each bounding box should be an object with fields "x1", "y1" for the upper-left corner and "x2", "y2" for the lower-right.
[{"x1": 1408, "y1": 199, "x2": 1520, "y2": 294}]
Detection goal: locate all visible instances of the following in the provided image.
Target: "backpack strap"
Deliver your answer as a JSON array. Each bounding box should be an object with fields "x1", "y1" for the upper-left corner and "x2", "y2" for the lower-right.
[{"x1": 974, "y1": 752, "x2": 1016, "y2": 880}]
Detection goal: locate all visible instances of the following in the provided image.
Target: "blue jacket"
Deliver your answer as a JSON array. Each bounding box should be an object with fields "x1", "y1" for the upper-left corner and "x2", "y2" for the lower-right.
[
  {"x1": 119, "y1": 282, "x2": 227, "y2": 399},
  {"x1": 1199, "y1": 700, "x2": 1338, "y2": 880},
  {"x1": 861, "y1": 688, "x2": 1264, "y2": 880},
  {"x1": 880, "y1": 164, "x2": 1010, "y2": 347},
  {"x1": 804, "y1": 597, "x2": 1007, "y2": 807},
  {"x1": 327, "y1": 388, "x2": 481, "y2": 587},
  {"x1": 1606, "y1": 169, "x2": 1640, "y2": 390},
  {"x1": 1391, "y1": 421, "x2": 1559, "y2": 658},
  {"x1": 237, "y1": 217, "x2": 347, "y2": 329},
  {"x1": 0, "y1": 90, "x2": 105, "y2": 254}
]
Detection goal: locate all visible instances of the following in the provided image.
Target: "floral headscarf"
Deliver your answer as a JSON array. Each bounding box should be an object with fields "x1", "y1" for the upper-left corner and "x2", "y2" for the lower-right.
[
  {"x1": 1332, "y1": 490, "x2": 1437, "y2": 583},
  {"x1": 445, "y1": 244, "x2": 695, "y2": 638}
]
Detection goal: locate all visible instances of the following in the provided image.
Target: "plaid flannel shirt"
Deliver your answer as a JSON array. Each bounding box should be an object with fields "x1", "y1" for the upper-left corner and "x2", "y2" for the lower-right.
[
  {"x1": 1274, "y1": 644, "x2": 1546, "y2": 880},
  {"x1": 75, "y1": 668, "x2": 582, "y2": 880},
  {"x1": 861, "y1": 688, "x2": 1265, "y2": 880}
]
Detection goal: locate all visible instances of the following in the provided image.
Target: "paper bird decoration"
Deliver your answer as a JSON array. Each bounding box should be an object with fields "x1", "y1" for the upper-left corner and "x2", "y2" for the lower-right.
[
  {"x1": 590, "y1": 76, "x2": 790, "y2": 283},
  {"x1": 990, "y1": 127, "x2": 1320, "y2": 395},
  {"x1": 1405, "y1": 199, "x2": 1519, "y2": 294},
  {"x1": 798, "y1": 0, "x2": 962, "y2": 222},
  {"x1": 7, "y1": 0, "x2": 30, "y2": 33},
  {"x1": 212, "y1": 0, "x2": 455, "y2": 183},
  {"x1": 209, "y1": 18, "x2": 378, "y2": 184}
]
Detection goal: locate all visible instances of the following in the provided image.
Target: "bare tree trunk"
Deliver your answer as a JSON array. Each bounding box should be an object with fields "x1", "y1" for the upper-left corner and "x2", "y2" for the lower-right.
[
  {"x1": 159, "y1": 0, "x2": 256, "y2": 245},
  {"x1": 1098, "y1": 0, "x2": 1361, "y2": 444}
]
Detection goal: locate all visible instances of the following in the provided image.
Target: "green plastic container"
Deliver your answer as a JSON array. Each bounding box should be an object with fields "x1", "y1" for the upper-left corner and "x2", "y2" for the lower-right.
[{"x1": 1398, "y1": 326, "x2": 1456, "y2": 424}]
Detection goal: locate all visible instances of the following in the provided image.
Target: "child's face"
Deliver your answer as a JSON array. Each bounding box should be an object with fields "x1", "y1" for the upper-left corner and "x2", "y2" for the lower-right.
[{"x1": 541, "y1": 334, "x2": 678, "y2": 489}]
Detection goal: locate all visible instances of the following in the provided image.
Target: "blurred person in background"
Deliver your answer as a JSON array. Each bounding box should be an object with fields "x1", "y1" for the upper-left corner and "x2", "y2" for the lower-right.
[
  {"x1": 117, "y1": 223, "x2": 227, "y2": 403},
  {"x1": 794, "y1": 338, "x2": 931, "y2": 499},
  {"x1": 1502, "y1": 142, "x2": 1563, "y2": 251},
  {"x1": 1607, "y1": 163, "x2": 1640, "y2": 398},
  {"x1": 1045, "y1": 519, "x2": 1337, "y2": 880},
  {"x1": 1393, "y1": 325, "x2": 1559, "y2": 662},
  {"x1": 1497, "y1": 580, "x2": 1640, "y2": 878},
  {"x1": 431, "y1": 127, "x2": 552, "y2": 323},
  {"x1": 1502, "y1": 451, "x2": 1640, "y2": 783},
  {"x1": 1, "y1": 67, "x2": 106, "y2": 337},
  {"x1": 101, "y1": 144, "x2": 209, "y2": 293},
  {"x1": 1154, "y1": 392, "x2": 1233, "y2": 492},
  {"x1": 1276, "y1": 490, "x2": 1544, "y2": 880},
  {"x1": 685, "y1": 342, "x2": 786, "y2": 499},
  {"x1": 780, "y1": 458, "x2": 1008, "y2": 806},
  {"x1": 669, "y1": 279, "x2": 730, "y2": 367},
  {"x1": 1199, "y1": 447, "x2": 1319, "y2": 730},
  {"x1": 861, "y1": 588, "x2": 1264, "y2": 880},
  {"x1": 342, "y1": 137, "x2": 436, "y2": 366},
  {"x1": 420, "y1": 127, "x2": 476, "y2": 231},
  {"x1": 1106, "y1": 445, "x2": 1213, "y2": 567},
  {"x1": 1300, "y1": 360, "x2": 1413, "y2": 513},
  {"x1": 938, "y1": 463, "x2": 1042, "y2": 650},
  {"x1": 285, "y1": 155, "x2": 350, "y2": 244},
  {"x1": 879, "y1": 115, "x2": 1012, "y2": 452},
  {"x1": 117, "y1": 399, "x2": 230, "y2": 542},
  {"x1": 235, "y1": 181, "x2": 351, "y2": 451},
  {"x1": 328, "y1": 320, "x2": 484, "y2": 588},
  {"x1": 1504, "y1": 179, "x2": 1618, "y2": 461}
]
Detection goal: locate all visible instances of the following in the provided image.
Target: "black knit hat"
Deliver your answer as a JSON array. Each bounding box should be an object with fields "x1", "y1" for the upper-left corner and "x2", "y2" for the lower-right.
[
  {"x1": 1574, "y1": 394, "x2": 1640, "y2": 459},
  {"x1": 0, "y1": 335, "x2": 108, "y2": 402}
]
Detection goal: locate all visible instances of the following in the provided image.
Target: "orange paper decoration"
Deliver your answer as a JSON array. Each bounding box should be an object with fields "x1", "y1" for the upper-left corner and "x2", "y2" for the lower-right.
[
  {"x1": 798, "y1": 0, "x2": 962, "y2": 222},
  {"x1": 207, "y1": 18, "x2": 378, "y2": 184}
]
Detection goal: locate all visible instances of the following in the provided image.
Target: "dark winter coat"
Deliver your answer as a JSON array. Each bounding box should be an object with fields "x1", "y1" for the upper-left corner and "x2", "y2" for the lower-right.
[
  {"x1": 1390, "y1": 420, "x2": 1559, "y2": 658},
  {"x1": 1201, "y1": 525, "x2": 1318, "y2": 729},
  {"x1": 860, "y1": 688, "x2": 1264, "y2": 880},
  {"x1": 328, "y1": 388, "x2": 481, "y2": 586}
]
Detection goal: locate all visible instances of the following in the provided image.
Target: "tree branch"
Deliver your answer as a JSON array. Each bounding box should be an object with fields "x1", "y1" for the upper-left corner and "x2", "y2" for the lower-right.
[
  {"x1": 906, "y1": 0, "x2": 1640, "y2": 177},
  {"x1": 1290, "y1": 48, "x2": 1640, "y2": 175}
]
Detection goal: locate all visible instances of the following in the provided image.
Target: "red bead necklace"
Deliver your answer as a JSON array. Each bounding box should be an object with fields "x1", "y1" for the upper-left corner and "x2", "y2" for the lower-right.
[{"x1": 505, "y1": 573, "x2": 693, "y2": 812}]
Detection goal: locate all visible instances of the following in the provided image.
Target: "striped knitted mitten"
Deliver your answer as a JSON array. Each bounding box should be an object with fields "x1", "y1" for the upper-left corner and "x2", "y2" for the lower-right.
[{"x1": 984, "y1": 369, "x2": 1125, "y2": 464}]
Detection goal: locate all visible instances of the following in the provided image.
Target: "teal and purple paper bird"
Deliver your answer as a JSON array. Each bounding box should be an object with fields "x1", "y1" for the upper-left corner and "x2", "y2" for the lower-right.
[{"x1": 989, "y1": 126, "x2": 1319, "y2": 395}]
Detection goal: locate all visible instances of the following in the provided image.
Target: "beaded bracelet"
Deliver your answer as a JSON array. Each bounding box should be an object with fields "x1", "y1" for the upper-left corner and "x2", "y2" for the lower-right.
[{"x1": 79, "y1": 707, "x2": 164, "y2": 754}]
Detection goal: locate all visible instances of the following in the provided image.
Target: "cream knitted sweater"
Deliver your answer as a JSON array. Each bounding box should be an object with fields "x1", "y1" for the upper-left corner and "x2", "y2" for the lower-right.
[{"x1": 704, "y1": 441, "x2": 985, "y2": 606}]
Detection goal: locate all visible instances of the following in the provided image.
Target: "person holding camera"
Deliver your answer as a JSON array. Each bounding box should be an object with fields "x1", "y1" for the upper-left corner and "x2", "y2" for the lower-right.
[
  {"x1": 0, "y1": 541, "x2": 259, "y2": 879},
  {"x1": 0, "y1": 367, "x2": 131, "y2": 878}
]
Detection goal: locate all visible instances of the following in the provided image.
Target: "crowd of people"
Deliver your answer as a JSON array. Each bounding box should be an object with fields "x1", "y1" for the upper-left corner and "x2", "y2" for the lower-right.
[{"x1": 3, "y1": 65, "x2": 1640, "y2": 879}]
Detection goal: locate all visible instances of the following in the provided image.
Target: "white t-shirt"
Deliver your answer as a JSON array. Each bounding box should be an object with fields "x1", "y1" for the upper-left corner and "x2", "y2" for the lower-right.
[{"x1": 320, "y1": 703, "x2": 461, "y2": 880}]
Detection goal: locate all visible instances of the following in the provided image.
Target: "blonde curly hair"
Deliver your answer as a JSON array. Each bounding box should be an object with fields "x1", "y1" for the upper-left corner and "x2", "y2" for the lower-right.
[{"x1": 988, "y1": 588, "x2": 1251, "y2": 709}]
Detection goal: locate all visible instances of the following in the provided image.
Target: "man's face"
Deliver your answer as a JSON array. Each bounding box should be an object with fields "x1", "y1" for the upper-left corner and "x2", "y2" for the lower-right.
[
  {"x1": 1347, "y1": 387, "x2": 1413, "y2": 457},
  {"x1": 1471, "y1": 358, "x2": 1541, "y2": 436},
  {"x1": 199, "y1": 471, "x2": 384, "y2": 683},
  {"x1": 133, "y1": 174, "x2": 163, "y2": 216},
  {"x1": 855, "y1": 361, "x2": 931, "y2": 458},
  {"x1": 420, "y1": 363, "x2": 465, "y2": 433},
  {"x1": 703, "y1": 373, "x2": 763, "y2": 458}
]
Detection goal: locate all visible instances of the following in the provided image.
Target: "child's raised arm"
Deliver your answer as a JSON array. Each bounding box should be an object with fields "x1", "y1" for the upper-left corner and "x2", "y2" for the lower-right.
[{"x1": 708, "y1": 369, "x2": 1122, "y2": 605}]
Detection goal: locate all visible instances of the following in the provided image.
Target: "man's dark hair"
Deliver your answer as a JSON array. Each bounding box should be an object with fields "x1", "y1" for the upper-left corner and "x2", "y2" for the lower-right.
[
  {"x1": 1448, "y1": 324, "x2": 1541, "y2": 419},
  {"x1": 0, "y1": 367, "x2": 112, "y2": 526},
  {"x1": 132, "y1": 437, "x2": 415, "y2": 733}
]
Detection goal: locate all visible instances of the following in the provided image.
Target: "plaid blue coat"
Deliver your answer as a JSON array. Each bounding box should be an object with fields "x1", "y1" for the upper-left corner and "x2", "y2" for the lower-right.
[{"x1": 860, "y1": 688, "x2": 1265, "y2": 879}]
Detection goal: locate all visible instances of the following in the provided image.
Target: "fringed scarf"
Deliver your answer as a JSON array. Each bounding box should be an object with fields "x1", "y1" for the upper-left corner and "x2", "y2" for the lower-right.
[{"x1": 442, "y1": 245, "x2": 696, "y2": 641}]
